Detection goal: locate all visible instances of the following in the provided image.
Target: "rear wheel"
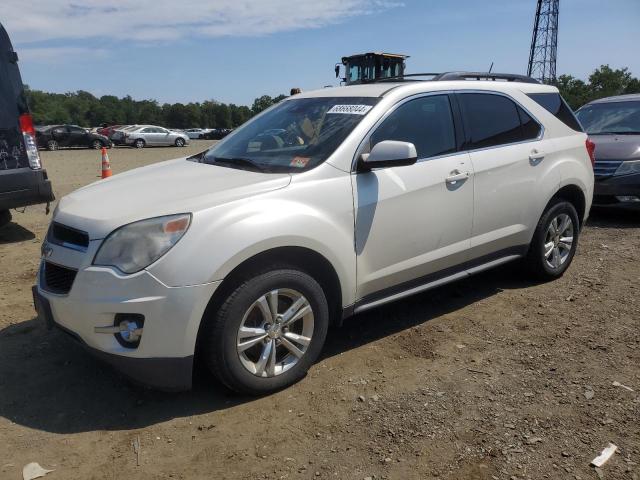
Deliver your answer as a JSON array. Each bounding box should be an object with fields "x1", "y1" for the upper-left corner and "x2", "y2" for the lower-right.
[
  {"x1": 47, "y1": 140, "x2": 58, "y2": 151},
  {"x1": 134, "y1": 139, "x2": 145, "y2": 149},
  {"x1": 203, "y1": 269, "x2": 329, "y2": 395},
  {"x1": 175, "y1": 138, "x2": 185, "y2": 147},
  {"x1": 525, "y1": 199, "x2": 579, "y2": 280},
  {"x1": 0, "y1": 210, "x2": 11, "y2": 228},
  {"x1": 91, "y1": 139, "x2": 102, "y2": 149}
]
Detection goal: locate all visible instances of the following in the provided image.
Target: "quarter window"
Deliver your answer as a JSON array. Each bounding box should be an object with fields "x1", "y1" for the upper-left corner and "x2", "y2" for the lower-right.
[
  {"x1": 518, "y1": 106, "x2": 542, "y2": 140},
  {"x1": 370, "y1": 95, "x2": 456, "y2": 159}
]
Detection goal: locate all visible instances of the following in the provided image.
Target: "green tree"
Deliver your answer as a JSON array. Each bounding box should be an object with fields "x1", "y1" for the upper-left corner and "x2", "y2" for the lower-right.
[{"x1": 557, "y1": 74, "x2": 591, "y2": 110}]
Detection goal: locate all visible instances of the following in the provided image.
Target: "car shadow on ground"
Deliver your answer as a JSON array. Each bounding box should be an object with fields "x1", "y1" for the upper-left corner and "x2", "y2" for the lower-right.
[
  {"x1": 0, "y1": 221, "x2": 36, "y2": 244},
  {"x1": 0, "y1": 263, "x2": 536, "y2": 435},
  {"x1": 587, "y1": 206, "x2": 640, "y2": 229}
]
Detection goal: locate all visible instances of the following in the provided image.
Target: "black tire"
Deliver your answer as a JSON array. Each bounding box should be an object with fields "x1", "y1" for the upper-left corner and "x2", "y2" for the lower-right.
[
  {"x1": 175, "y1": 137, "x2": 185, "y2": 147},
  {"x1": 0, "y1": 210, "x2": 11, "y2": 228},
  {"x1": 134, "y1": 139, "x2": 145, "y2": 149},
  {"x1": 91, "y1": 139, "x2": 103, "y2": 150},
  {"x1": 524, "y1": 199, "x2": 580, "y2": 280},
  {"x1": 47, "y1": 140, "x2": 58, "y2": 151},
  {"x1": 203, "y1": 268, "x2": 329, "y2": 395}
]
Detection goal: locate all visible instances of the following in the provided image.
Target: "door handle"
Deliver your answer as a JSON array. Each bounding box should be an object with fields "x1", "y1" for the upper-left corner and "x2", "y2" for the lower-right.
[
  {"x1": 445, "y1": 170, "x2": 470, "y2": 184},
  {"x1": 529, "y1": 149, "x2": 545, "y2": 163}
]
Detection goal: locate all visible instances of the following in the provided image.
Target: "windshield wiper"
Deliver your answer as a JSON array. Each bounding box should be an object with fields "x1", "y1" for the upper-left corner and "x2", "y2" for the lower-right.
[{"x1": 212, "y1": 157, "x2": 266, "y2": 172}]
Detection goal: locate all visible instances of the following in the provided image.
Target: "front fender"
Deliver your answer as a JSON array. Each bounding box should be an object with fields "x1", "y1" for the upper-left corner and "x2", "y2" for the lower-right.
[{"x1": 147, "y1": 168, "x2": 357, "y2": 306}]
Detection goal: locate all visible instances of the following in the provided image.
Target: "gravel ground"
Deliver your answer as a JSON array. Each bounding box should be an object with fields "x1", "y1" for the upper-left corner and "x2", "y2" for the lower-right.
[{"x1": 0, "y1": 143, "x2": 638, "y2": 480}]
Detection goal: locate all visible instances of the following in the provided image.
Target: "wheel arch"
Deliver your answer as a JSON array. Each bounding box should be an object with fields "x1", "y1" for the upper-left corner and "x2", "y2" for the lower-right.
[
  {"x1": 548, "y1": 183, "x2": 587, "y2": 228},
  {"x1": 194, "y1": 246, "x2": 344, "y2": 362}
]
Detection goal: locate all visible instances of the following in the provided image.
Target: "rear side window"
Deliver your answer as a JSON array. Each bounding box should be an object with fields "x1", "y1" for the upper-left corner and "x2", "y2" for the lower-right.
[
  {"x1": 527, "y1": 93, "x2": 583, "y2": 132},
  {"x1": 459, "y1": 93, "x2": 532, "y2": 149},
  {"x1": 370, "y1": 95, "x2": 456, "y2": 159}
]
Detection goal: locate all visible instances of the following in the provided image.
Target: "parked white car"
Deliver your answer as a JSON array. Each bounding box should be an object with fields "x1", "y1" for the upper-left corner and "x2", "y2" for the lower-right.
[
  {"x1": 34, "y1": 73, "x2": 594, "y2": 394},
  {"x1": 184, "y1": 128, "x2": 212, "y2": 139}
]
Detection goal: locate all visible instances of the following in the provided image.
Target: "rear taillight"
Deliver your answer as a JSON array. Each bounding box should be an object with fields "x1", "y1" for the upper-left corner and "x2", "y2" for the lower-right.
[
  {"x1": 585, "y1": 138, "x2": 596, "y2": 167},
  {"x1": 19, "y1": 113, "x2": 42, "y2": 170}
]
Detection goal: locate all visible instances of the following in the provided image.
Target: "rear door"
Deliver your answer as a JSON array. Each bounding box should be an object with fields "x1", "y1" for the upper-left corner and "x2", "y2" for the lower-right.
[
  {"x1": 0, "y1": 24, "x2": 29, "y2": 172},
  {"x1": 66, "y1": 125, "x2": 88, "y2": 147},
  {"x1": 457, "y1": 92, "x2": 548, "y2": 260}
]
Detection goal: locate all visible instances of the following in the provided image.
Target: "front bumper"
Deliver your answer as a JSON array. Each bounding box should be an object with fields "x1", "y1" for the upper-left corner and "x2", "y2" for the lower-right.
[
  {"x1": 0, "y1": 167, "x2": 54, "y2": 210},
  {"x1": 33, "y1": 246, "x2": 220, "y2": 390},
  {"x1": 593, "y1": 173, "x2": 640, "y2": 207},
  {"x1": 33, "y1": 286, "x2": 194, "y2": 390}
]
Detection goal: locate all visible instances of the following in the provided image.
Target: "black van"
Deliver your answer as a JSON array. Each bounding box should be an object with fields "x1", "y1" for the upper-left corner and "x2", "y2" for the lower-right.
[{"x1": 0, "y1": 22, "x2": 54, "y2": 227}]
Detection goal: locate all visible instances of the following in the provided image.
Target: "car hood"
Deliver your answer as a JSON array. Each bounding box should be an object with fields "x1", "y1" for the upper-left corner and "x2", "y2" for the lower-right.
[
  {"x1": 590, "y1": 134, "x2": 640, "y2": 160},
  {"x1": 55, "y1": 158, "x2": 291, "y2": 239}
]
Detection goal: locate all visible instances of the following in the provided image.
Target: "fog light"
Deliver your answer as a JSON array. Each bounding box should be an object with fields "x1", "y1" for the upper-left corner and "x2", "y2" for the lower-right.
[
  {"x1": 95, "y1": 313, "x2": 144, "y2": 348},
  {"x1": 615, "y1": 195, "x2": 640, "y2": 203}
]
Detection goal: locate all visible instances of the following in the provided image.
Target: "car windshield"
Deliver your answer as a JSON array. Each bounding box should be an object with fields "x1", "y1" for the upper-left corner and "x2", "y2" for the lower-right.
[
  {"x1": 575, "y1": 101, "x2": 640, "y2": 134},
  {"x1": 192, "y1": 96, "x2": 379, "y2": 173}
]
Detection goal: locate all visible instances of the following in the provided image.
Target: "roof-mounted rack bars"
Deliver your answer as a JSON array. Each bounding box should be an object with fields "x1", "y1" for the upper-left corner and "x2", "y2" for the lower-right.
[{"x1": 374, "y1": 71, "x2": 540, "y2": 84}]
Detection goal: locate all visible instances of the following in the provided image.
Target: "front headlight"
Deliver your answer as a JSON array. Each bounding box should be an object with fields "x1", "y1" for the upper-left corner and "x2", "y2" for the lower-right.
[
  {"x1": 614, "y1": 160, "x2": 640, "y2": 176},
  {"x1": 93, "y1": 214, "x2": 191, "y2": 274}
]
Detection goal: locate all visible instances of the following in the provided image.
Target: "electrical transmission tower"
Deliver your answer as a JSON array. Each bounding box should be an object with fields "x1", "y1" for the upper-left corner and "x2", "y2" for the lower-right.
[{"x1": 527, "y1": 0, "x2": 559, "y2": 84}]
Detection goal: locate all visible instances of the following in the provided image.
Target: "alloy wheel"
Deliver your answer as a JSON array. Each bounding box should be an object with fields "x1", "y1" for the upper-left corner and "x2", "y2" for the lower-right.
[
  {"x1": 236, "y1": 288, "x2": 314, "y2": 378},
  {"x1": 543, "y1": 213, "x2": 574, "y2": 269}
]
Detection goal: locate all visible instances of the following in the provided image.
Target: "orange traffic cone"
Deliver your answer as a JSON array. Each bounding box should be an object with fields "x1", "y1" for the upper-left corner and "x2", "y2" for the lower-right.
[{"x1": 101, "y1": 147, "x2": 112, "y2": 179}]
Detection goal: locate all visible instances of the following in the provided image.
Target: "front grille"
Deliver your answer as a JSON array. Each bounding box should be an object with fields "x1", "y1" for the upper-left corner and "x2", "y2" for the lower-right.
[
  {"x1": 49, "y1": 223, "x2": 89, "y2": 251},
  {"x1": 594, "y1": 159, "x2": 623, "y2": 178},
  {"x1": 43, "y1": 261, "x2": 77, "y2": 294}
]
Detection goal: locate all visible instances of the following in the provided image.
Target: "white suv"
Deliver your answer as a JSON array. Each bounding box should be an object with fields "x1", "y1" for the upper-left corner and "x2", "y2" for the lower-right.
[{"x1": 33, "y1": 73, "x2": 594, "y2": 394}]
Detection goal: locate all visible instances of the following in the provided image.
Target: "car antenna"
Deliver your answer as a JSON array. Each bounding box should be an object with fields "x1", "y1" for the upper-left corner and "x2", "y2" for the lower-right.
[{"x1": 488, "y1": 62, "x2": 494, "y2": 73}]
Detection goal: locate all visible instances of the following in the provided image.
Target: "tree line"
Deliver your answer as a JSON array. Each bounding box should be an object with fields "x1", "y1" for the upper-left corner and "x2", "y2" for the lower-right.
[
  {"x1": 557, "y1": 65, "x2": 639, "y2": 109},
  {"x1": 24, "y1": 65, "x2": 639, "y2": 129},
  {"x1": 25, "y1": 87, "x2": 288, "y2": 129}
]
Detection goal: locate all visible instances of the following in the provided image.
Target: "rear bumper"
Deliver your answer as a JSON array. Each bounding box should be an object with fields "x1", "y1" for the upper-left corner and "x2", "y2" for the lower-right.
[
  {"x1": 0, "y1": 167, "x2": 54, "y2": 210},
  {"x1": 33, "y1": 285, "x2": 195, "y2": 391},
  {"x1": 593, "y1": 173, "x2": 640, "y2": 207}
]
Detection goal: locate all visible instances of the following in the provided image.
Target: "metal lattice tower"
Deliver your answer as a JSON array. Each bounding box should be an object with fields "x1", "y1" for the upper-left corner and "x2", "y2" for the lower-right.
[{"x1": 527, "y1": 0, "x2": 559, "y2": 84}]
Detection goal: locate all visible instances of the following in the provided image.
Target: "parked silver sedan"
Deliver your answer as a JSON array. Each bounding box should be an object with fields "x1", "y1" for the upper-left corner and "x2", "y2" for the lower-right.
[{"x1": 124, "y1": 125, "x2": 189, "y2": 148}]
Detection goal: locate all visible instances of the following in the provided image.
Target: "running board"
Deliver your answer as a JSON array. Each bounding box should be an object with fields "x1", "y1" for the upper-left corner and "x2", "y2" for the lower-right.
[{"x1": 353, "y1": 254, "x2": 522, "y2": 314}]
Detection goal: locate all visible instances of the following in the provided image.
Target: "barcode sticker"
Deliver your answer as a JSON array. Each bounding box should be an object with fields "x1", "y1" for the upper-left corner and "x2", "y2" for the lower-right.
[{"x1": 327, "y1": 104, "x2": 373, "y2": 115}]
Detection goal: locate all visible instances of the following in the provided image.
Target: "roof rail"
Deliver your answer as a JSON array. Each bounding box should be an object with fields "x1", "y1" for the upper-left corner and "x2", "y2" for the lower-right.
[
  {"x1": 433, "y1": 71, "x2": 540, "y2": 84},
  {"x1": 373, "y1": 71, "x2": 540, "y2": 84}
]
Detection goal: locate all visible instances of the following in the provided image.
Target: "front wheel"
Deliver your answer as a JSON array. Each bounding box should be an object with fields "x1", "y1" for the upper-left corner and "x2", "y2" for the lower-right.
[
  {"x1": 91, "y1": 139, "x2": 103, "y2": 149},
  {"x1": 203, "y1": 269, "x2": 329, "y2": 395},
  {"x1": 134, "y1": 139, "x2": 145, "y2": 149},
  {"x1": 524, "y1": 199, "x2": 580, "y2": 280},
  {"x1": 175, "y1": 137, "x2": 185, "y2": 147},
  {"x1": 47, "y1": 140, "x2": 58, "y2": 151}
]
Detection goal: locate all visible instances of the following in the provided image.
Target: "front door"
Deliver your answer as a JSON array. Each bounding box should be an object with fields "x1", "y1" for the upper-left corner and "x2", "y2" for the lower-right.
[{"x1": 353, "y1": 93, "x2": 474, "y2": 301}]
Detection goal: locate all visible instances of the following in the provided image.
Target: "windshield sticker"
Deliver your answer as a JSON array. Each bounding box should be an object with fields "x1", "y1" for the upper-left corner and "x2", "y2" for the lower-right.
[
  {"x1": 326, "y1": 104, "x2": 373, "y2": 115},
  {"x1": 290, "y1": 156, "x2": 310, "y2": 168}
]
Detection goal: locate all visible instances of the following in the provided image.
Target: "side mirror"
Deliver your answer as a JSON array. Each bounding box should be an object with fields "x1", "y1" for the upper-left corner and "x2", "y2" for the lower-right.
[{"x1": 358, "y1": 140, "x2": 418, "y2": 171}]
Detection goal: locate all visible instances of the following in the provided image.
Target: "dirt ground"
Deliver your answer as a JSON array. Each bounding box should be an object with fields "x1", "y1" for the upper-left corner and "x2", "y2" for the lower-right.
[{"x1": 0, "y1": 142, "x2": 638, "y2": 480}]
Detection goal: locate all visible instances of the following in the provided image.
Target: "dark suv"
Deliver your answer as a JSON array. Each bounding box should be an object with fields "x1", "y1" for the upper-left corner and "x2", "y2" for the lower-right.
[
  {"x1": 0, "y1": 22, "x2": 54, "y2": 227},
  {"x1": 575, "y1": 94, "x2": 640, "y2": 208}
]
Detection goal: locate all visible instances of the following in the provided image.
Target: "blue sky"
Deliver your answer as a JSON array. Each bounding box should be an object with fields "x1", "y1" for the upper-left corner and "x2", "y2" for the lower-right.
[{"x1": 4, "y1": 0, "x2": 639, "y2": 106}]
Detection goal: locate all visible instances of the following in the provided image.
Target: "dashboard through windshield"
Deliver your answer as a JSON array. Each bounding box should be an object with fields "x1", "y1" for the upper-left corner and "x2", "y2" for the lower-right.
[{"x1": 192, "y1": 97, "x2": 380, "y2": 173}]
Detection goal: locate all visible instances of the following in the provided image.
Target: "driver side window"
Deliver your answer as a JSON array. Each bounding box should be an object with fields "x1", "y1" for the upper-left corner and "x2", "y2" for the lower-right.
[{"x1": 370, "y1": 95, "x2": 456, "y2": 160}]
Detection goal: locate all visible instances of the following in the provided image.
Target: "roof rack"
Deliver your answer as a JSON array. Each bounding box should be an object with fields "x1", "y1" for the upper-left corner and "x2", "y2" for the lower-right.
[{"x1": 375, "y1": 71, "x2": 540, "y2": 84}]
